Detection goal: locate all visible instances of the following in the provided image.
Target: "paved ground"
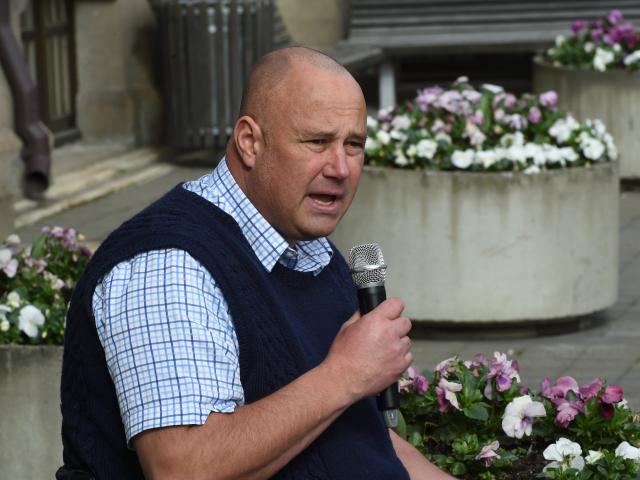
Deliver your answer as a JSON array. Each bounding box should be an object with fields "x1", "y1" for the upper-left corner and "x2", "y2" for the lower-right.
[{"x1": 14, "y1": 147, "x2": 640, "y2": 409}]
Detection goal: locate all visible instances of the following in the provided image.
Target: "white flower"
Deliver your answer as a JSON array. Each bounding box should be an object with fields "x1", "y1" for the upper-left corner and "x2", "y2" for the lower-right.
[
  {"x1": 624, "y1": 50, "x2": 640, "y2": 66},
  {"x1": 389, "y1": 129, "x2": 407, "y2": 142},
  {"x1": 18, "y1": 304, "x2": 45, "y2": 338},
  {"x1": 415, "y1": 139, "x2": 438, "y2": 159},
  {"x1": 0, "y1": 248, "x2": 18, "y2": 278},
  {"x1": 7, "y1": 291, "x2": 21, "y2": 309},
  {"x1": 434, "y1": 132, "x2": 452, "y2": 144},
  {"x1": 585, "y1": 450, "x2": 604, "y2": 464},
  {"x1": 549, "y1": 116, "x2": 579, "y2": 143},
  {"x1": 367, "y1": 116, "x2": 378, "y2": 129},
  {"x1": 465, "y1": 121, "x2": 486, "y2": 146},
  {"x1": 584, "y1": 42, "x2": 595, "y2": 53},
  {"x1": 481, "y1": 83, "x2": 504, "y2": 95},
  {"x1": 365, "y1": 137, "x2": 380, "y2": 154},
  {"x1": 376, "y1": 130, "x2": 391, "y2": 145},
  {"x1": 5, "y1": 234, "x2": 20, "y2": 246},
  {"x1": 500, "y1": 131, "x2": 525, "y2": 148},
  {"x1": 452, "y1": 149, "x2": 474, "y2": 169},
  {"x1": 581, "y1": 136, "x2": 605, "y2": 160},
  {"x1": 614, "y1": 44, "x2": 622, "y2": 53},
  {"x1": 544, "y1": 144, "x2": 564, "y2": 165},
  {"x1": 523, "y1": 165, "x2": 541, "y2": 175},
  {"x1": 502, "y1": 395, "x2": 546, "y2": 439},
  {"x1": 406, "y1": 144, "x2": 418, "y2": 158},
  {"x1": 593, "y1": 48, "x2": 615, "y2": 71},
  {"x1": 391, "y1": 115, "x2": 412, "y2": 131},
  {"x1": 525, "y1": 143, "x2": 546, "y2": 165},
  {"x1": 555, "y1": 35, "x2": 566, "y2": 47},
  {"x1": 507, "y1": 145, "x2": 527, "y2": 164},
  {"x1": 603, "y1": 133, "x2": 618, "y2": 160},
  {"x1": 618, "y1": 398, "x2": 629, "y2": 410},
  {"x1": 394, "y1": 149, "x2": 410, "y2": 167},
  {"x1": 615, "y1": 441, "x2": 640, "y2": 461},
  {"x1": 543, "y1": 438, "x2": 585, "y2": 472},
  {"x1": 0, "y1": 319, "x2": 9, "y2": 332},
  {"x1": 560, "y1": 147, "x2": 579, "y2": 162},
  {"x1": 476, "y1": 149, "x2": 498, "y2": 168}
]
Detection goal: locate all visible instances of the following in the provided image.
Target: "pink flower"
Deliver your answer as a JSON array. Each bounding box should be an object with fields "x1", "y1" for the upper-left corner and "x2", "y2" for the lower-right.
[
  {"x1": 528, "y1": 106, "x2": 542, "y2": 124},
  {"x1": 539, "y1": 91, "x2": 558, "y2": 108},
  {"x1": 549, "y1": 376, "x2": 579, "y2": 399},
  {"x1": 579, "y1": 378, "x2": 602, "y2": 400},
  {"x1": 436, "y1": 378, "x2": 462, "y2": 412},
  {"x1": 601, "y1": 385, "x2": 623, "y2": 404},
  {"x1": 475, "y1": 441, "x2": 500, "y2": 467},
  {"x1": 555, "y1": 400, "x2": 583, "y2": 428}
]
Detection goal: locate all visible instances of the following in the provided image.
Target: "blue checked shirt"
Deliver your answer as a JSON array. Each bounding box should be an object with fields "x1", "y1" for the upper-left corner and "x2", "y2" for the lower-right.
[{"x1": 92, "y1": 158, "x2": 333, "y2": 443}]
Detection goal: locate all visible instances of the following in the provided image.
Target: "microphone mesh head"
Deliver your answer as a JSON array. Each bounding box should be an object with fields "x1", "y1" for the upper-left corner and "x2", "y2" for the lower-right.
[{"x1": 348, "y1": 243, "x2": 387, "y2": 287}]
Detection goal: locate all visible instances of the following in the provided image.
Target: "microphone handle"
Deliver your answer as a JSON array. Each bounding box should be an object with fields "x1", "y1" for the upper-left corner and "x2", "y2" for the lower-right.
[{"x1": 356, "y1": 284, "x2": 400, "y2": 413}]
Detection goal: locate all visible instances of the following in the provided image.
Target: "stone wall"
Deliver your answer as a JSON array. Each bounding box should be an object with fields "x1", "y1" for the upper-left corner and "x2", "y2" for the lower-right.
[
  {"x1": 75, "y1": 0, "x2": 161, "y2": 146},
  {"x1": 276, "y1": 0, "x2": 349, "y2": 49}
]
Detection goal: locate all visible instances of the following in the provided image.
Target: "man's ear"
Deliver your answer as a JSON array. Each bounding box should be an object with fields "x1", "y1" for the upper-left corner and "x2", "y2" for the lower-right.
[{"x1": 233, "y1": 115, "x2": 264, "y2": 168}]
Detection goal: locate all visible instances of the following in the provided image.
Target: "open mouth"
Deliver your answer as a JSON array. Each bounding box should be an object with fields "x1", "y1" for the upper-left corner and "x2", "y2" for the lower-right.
[{"x1": 309, "y1": 193, "x2": 338, "y2": 205}]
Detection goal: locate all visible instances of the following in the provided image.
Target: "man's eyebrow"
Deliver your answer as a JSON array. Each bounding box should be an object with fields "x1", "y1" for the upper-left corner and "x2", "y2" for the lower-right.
[{"x1": 298, "y1": 129, "x2": 339, "y2": 138}]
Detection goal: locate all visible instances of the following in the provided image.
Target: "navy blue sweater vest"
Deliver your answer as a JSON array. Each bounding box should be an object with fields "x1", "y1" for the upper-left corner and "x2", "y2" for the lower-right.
[{"x1": 59, "y1": 185, "x2": 409, "y2": 480}]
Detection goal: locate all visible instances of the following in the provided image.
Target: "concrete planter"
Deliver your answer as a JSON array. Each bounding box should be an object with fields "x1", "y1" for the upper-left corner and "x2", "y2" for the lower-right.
[
  {"x1": 533, "y1": 57, "x2": 640, "y2": 179},
  {"x1": 331, "y1": 163, "x2": 619, "y2": 323},
  {"x1": 0, "y1": 345, "x2": 62, "y2": 479}
]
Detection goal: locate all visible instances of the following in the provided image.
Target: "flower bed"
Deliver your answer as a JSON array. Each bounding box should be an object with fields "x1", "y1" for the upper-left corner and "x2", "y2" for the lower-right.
[
  {"x1": 0, "y1": 227, "x2": 92, "y2": 345},
  {"x1": 543, "y1": 10, "x2": 640, "y2": 72},
  {"x1": 533, "y1": 9, "x2": 640, "y2": 180},
  {"x1": 364, "y1": 77, "x2": 617, "y2": 173},
  {"x1": 398, "y1": 353, "x2": 640, "y2": 479}
]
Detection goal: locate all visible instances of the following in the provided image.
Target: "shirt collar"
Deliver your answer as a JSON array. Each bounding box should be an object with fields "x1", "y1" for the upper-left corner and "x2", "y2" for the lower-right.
[{"x1": 185, "y1": 158, "x2": 333, "y2": 274}]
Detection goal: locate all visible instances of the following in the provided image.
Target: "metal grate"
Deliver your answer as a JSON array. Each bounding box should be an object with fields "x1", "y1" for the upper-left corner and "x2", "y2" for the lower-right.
[{"x1": 156, "y1": 0, "x2": 275, "y2": 149}]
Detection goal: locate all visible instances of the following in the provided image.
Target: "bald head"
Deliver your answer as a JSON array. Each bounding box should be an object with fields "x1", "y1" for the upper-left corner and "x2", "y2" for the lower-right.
[{"x1": 238, "y1": 47, "x2": 356, "y2": 128}]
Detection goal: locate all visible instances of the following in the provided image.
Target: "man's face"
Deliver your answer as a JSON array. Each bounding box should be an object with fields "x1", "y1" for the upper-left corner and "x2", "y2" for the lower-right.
[{"x1": 247, "y1": 66, "x2": 367, "y2": 244}]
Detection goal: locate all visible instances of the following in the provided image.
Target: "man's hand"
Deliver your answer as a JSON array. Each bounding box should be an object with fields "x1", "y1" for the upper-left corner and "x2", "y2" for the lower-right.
[
  {"x1": 134, "y1": 299, "x2": 413, "y2": 480},
  {"x1": 324, "y1": 297, "x2": 413, "y2": 402}
]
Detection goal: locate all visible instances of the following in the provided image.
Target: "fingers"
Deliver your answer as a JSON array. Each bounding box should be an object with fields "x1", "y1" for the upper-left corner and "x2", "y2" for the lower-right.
[{"x1": 376, "y1": 297, "x2": 405, "y2": 318}]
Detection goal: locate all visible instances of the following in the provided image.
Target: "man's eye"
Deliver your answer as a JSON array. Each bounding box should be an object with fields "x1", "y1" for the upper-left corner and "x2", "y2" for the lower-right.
[{"x1": 309, "y1": 139, "x2": 326, "y2": 145}]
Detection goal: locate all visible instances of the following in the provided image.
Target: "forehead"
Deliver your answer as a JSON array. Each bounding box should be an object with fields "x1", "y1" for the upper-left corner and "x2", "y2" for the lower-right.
[{"x1": 274, "y1": 67, "x2": 366, "y2": 133}]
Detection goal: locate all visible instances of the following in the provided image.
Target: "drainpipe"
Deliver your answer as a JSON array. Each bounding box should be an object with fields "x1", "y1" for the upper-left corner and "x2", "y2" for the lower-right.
[{"x1": 0, "y1": 0, "x2": 50, "y2": 197}]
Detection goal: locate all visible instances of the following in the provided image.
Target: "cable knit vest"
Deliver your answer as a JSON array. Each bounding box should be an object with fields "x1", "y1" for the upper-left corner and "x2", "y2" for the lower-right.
[{"x1": 59, "y1": 185, "x2": 409, "y2": 480}]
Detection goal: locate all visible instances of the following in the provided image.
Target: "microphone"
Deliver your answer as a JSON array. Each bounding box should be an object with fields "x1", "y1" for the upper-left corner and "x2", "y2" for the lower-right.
[{"x1": 348, "y1": 243, "x2": 400, "y2": 428}]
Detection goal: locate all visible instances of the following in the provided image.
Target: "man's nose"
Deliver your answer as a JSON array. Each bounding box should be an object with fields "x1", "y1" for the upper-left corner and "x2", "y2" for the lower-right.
[{"x1": 324, "y1": 146, "x2": 349, "y2": 179}]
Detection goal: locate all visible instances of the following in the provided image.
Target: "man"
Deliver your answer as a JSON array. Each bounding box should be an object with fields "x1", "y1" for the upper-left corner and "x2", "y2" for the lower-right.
[{"x1": 58, "y1": 47, "x2": 453, "y2": 479}]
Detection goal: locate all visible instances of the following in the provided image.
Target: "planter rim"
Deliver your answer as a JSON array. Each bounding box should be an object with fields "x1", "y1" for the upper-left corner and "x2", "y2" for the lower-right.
[
  {"x1": 0, "y1": 344, "x2": 63, "y2": 350},
  {"x1": 362, "y1": 161, "x2": 616, "y2": 179},
  {"x1": 533, "y1": 55, "x2": 640, "y2": 77}
]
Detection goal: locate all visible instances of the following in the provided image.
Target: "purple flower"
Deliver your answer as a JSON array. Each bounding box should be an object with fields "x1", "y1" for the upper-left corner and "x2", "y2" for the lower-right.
[
  {"x1": 413, "y1": 375, "x2": 429, "y2": 394},
  {"x1": 607, "y1": 9, "x2": 624, "y2": 25},
  {"x1": 571, "y1": 20, "x2": 585, "y2": 34},
  {"x1": 579, "y1": 378, "x2": 602, "y2": 400},
  {"x1": 488, "y1": 352, "x2": 521, "y2": 392},
  {"x1": 416, "y1": 86, "x2": 443, "y2": 112},
  {"x1": 555, "y1": 400, "x2": 583, "y2": 428},
  {"x1": 528, "y1": 106, "x2": 542, "y2": 124},
  {"x1": 539, "y1": 91, "x2": 558, "y2": 108},
  {"x1": 591, "y1": 28, "x2": 604, "y2": 42},
  {"x1": 475, "y1": 441, "x2": 500, "y2": 467},
  {"x1": 436, "y1": 378, "x2": 462, "y2": 412}
]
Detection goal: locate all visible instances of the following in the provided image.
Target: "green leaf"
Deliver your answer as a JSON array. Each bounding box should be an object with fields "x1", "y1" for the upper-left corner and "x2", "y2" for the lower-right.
[
  {"x1": 409, "y1": 431, "x2": 423, "y2": 448},
  {"x1": 463, "y1": 402, "x2": 489, "y2": 421},
  {"x1": 394, "y1": 410, "x2": 407, "y2": 439},
  {"x1": 30, "y1": 235, "x2": 47, "y2": 258}
]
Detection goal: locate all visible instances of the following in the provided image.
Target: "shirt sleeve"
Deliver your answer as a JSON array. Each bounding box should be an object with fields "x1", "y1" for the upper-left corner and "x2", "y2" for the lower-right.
[{"x1": 92, "y1": 248, "x2": 244, "y2": 443}]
